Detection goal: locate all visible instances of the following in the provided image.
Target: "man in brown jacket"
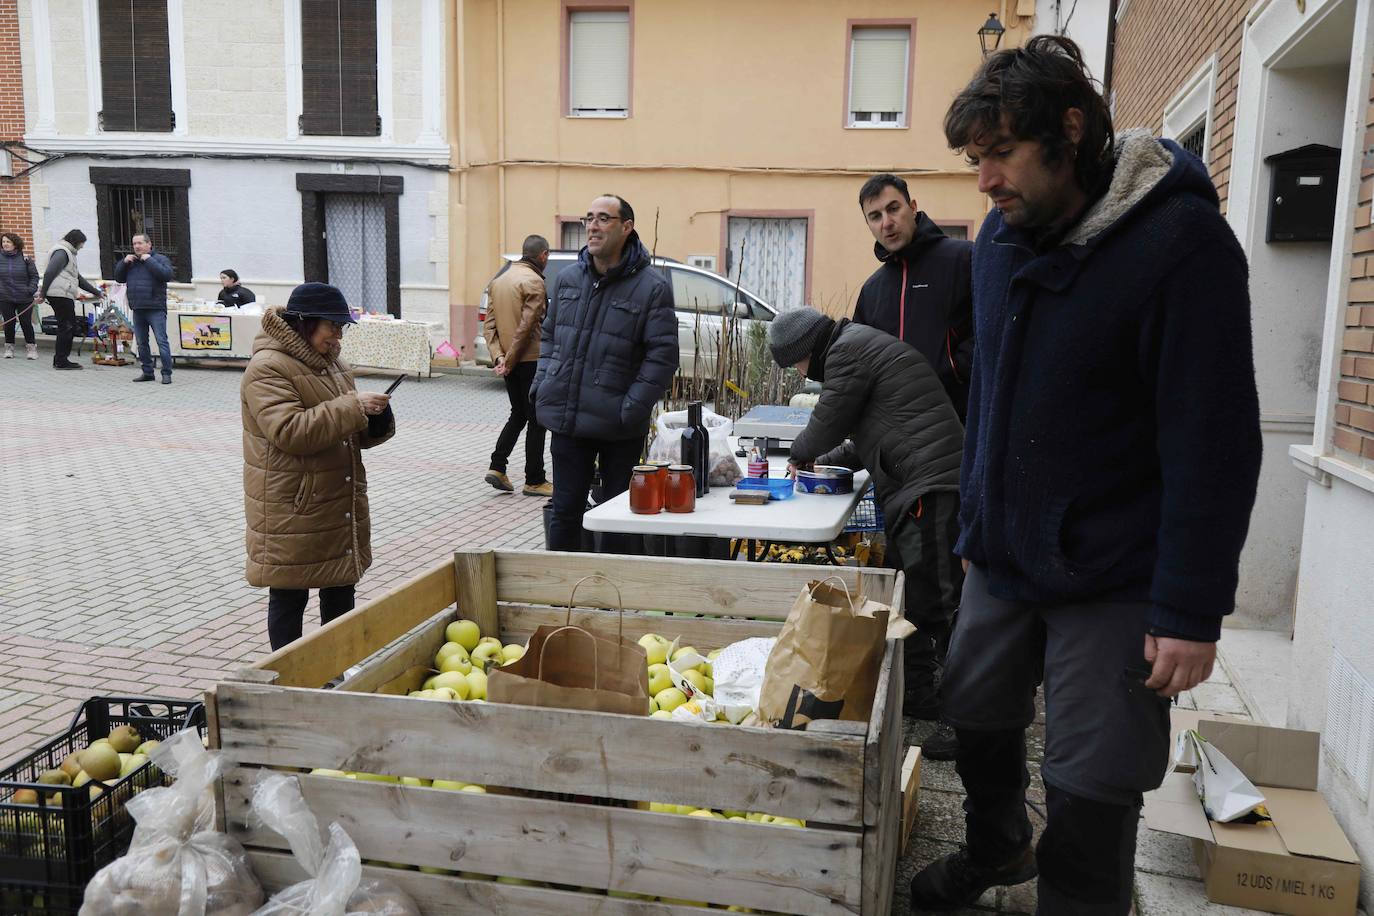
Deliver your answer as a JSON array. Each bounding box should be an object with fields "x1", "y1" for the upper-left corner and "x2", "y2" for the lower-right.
[{"x1": 484, "y1": 234, "x2": 551, "y2": 496}]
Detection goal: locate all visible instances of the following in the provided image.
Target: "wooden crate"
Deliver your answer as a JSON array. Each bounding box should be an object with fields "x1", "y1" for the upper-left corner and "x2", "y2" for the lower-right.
[{"x1": 209, "y1": 550, "x2": 906, "y2": 915}]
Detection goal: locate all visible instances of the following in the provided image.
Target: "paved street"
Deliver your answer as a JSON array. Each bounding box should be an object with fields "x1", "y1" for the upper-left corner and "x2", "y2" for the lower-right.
[{"x1": 0, "y1": 352, "x2": 1307, "y2": 914}]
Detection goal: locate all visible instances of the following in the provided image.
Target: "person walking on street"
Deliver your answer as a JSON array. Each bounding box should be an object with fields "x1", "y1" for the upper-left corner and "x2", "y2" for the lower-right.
[
  {"x1": 218, "y1": 269, "x2": 256, "y2": 308},
  {"x1": 241, "y1": 283, "x2": 395, "y2": 650},
  {"x1": 907, "y1": 37, "x2": 1262, "y2": 914},
  {"x1": 852, "y1": 174, "x2": 974, "y2": 421},
  {"x1": 484, "y1": 234, "x2": 552, "y2": 497},
  {"x1": 767, "y1": 308, "x2": 964, "y2": 757},
  {"x1": 531, "y1": 195, "x2": 678, "y2": 552},
  {"x1": 37, "y1": 229, "x2": 101, "y2": 370},
  {"x1": 114, "y1": 233, "x2": 175, "y2": 384},
  {"x1": 0, "y1": 233, "x2": 39, "y2": 360}
]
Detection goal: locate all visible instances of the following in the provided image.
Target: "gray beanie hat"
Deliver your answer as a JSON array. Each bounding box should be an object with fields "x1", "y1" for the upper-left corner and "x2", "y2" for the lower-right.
[{"x1": 768, "y1": 308, "x2": 833, "y2": 368}]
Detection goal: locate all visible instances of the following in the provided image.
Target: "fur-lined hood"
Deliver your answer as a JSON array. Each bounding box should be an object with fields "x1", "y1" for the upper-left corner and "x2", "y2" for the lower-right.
[{"x1": 254, "y1": 305, "x2": 332, "y2": 371}]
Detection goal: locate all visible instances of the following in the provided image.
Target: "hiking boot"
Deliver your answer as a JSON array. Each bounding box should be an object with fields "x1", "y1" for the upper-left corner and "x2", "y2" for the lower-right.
[
  {"x1": 161, "y1": 375, "x2": 172, "y2": 385},
  {"x1": 909, "y1": 845, "x2": 1037, "y2": 911},
  {"x1": 25, "y1": 344, "x2": 37, "y2": 359},
  {"x1": 133, "y1": 374, "x2": 156, "y2": 382},
  {"x1": 3, "y1": 344, "x2": 11, "y2": 359},
  {"x1": 522, "y1": 481, "x2": 554, "y2": 497},
  {"x1": 484, "y1": 469, "x2": 514, "y2": 492},
  {"x1": 54, "y1": 361, "x2": 82, "y2": 370},
  {"x1": 920, "y1": 721, "x2": 960, "y2": 761}
]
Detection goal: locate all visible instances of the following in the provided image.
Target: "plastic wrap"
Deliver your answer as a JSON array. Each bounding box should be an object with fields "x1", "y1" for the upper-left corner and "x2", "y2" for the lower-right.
[
  {"x1": 80, "y1": 729, "x2": 265, "y2": 916},
  {"x1": 250, "y1": 774, "x2": 420, "y2": 916},
  {"x1": 647, "y1": 408, "x2": 742, "y2": 487}
]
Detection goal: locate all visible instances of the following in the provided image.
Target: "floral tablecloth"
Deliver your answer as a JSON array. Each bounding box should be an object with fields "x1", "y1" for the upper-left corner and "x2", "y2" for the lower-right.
[{"x1": 341, "y1": 318, "x2": 433, "y2": 375}]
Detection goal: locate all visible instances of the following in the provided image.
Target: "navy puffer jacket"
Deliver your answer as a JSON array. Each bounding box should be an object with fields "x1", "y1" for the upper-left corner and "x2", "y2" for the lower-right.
[
  {"x1": 0, "y1": 249, "x2": 39, "y2": 303},
  {"x1": 113, "y1": 252, "x2": 174, "y2": 310},
  {"x1": 532, "y1": 234, "x2": 679, "y2": 440}
]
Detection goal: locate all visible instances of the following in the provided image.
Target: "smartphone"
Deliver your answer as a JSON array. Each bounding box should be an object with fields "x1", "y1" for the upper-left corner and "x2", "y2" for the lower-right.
[{"x1": 384, "y1": 374, "x2": 406, "y2": 395}]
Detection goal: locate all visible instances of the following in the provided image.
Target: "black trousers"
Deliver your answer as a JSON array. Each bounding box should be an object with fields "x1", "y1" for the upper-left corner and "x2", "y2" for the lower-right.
[
  {"x1": 490, "y1": 360, "x2": 547, "y2": 484},
  {"x1": 547, "y1": 433, "x2": 642, "y2": 552},
  {"x1": 48, "y1": 297, "x2": 76, "y2": 365},
  {"x1": 267, "y1": 585, "x2": 355, "y2": 650},
  {"x1": 1, "y1": 300, "x2": 35, "y2": 345}
]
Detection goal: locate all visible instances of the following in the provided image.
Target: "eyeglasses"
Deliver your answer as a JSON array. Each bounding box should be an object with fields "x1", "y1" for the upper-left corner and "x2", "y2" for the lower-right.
[
  {"x1": 326, "y1": 320, "x2": 349, "y2": 335},
  {"x1": 580, "y1": 214, "x2": 624, "y2": 228}
]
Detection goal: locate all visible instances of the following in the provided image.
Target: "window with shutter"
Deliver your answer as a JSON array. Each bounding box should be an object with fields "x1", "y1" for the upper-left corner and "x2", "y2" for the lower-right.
[
  {"x1": 98, "y1": 0, "x2": 174, "y2": 132},
  {"x1": 847, "y1": 26, "x2": 911, "y2": 128},
  {"x1": 90, "y1": 167, "x2": 193, "y2": 282},
  {"x1": 567, "y1": 9, "x2": 630, "y2": 118},
  {"x1": 300, "y1": 0, "x2": 380, "y2": 137}
]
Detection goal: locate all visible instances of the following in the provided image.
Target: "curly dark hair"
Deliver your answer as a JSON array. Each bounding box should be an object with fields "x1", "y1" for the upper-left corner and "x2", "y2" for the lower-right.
[
  {"x1": 944, "y1": 34, "x2": 1115, "y2": 192},
  {"x1": 1, "y1": 232, "x2": 24, "y2": 252}
]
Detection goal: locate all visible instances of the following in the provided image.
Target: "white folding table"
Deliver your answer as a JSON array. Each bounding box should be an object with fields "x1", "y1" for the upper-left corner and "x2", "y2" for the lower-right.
[{"x1": 582, "y1": 451, "x2": 869, "y2": 562}]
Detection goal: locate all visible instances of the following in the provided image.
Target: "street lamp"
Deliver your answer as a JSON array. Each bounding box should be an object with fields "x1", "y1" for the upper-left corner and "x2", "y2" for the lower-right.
[{"x1": 978, "y1": 12, "x2": 1006, "y2": 56}]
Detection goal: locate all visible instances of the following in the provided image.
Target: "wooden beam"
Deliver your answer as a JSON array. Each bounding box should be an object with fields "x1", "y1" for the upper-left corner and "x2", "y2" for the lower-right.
[
  {"x1": 252, "y1": 559, "x2": 457, "y2": 688},
  {"x1": 216, "y1": 683, "x2": 867, "y2": 825},
  {"x1": 453, "y1": 550, "x2": 499, "y2": 638},
  {"x1": 228, "y1": 773, "x2": 862, "y2": 914}
]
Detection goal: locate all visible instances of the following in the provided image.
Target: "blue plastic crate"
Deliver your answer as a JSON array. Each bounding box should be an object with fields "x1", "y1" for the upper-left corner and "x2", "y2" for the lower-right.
[{"x1": 843, "y1": 486, "x2": 884, "y2": 533}]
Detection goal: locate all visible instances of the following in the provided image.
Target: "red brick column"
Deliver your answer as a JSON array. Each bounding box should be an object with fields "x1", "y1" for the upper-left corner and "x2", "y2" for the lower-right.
[
  {"x1": 1332, "y1": 78, "x2": 1374, "y2": 461},
  {"x1": 0, "y1": 0, "x2": 33, "y2": 243}
]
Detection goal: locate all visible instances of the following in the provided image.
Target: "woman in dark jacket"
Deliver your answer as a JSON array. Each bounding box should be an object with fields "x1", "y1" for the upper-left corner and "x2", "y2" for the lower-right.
[
  {"x1": 0, "y1": 233, "x2": 40, "y2": 359},
  {"x1": 218, "y1": 269, "x2": 256, "y2": 307}
]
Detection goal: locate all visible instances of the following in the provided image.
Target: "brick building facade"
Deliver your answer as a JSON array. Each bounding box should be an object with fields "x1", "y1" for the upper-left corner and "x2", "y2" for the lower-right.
[
  {"x1": 1334, "y1": 88, "x2": 1374, "y2": 462},
  {"x1": 0, "y1": 0, "x2": 32, "y2": 242}
]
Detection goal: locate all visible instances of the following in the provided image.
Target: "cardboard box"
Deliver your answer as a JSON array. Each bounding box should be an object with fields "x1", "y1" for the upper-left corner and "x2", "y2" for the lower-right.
[{"x1": 1144, "y1": 716, "x2": 1361, "y2": 916}]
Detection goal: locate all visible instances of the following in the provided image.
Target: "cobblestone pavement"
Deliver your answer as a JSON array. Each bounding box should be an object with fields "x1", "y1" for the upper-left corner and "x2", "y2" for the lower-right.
[
  {"x1": 0, "y1": 356, "x2": 546, "y2": 761},
  {"x1": 0, "y1": 353, "x2": 1325, "y2": 915}
]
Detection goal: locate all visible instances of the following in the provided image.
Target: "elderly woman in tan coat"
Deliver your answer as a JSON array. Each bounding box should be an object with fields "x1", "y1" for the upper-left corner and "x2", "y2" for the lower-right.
[{"x1": 241, "y1": 283, "x2": 395, "y2": 649}]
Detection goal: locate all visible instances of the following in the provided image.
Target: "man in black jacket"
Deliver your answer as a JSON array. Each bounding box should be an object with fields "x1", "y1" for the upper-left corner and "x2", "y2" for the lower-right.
[
  {"x1": 908, "y1": 37, "x2": 1261, "y2": 914},
  {"x1": 768, "y1": 308, "x2": 964, "y2": 740},
  {"x1": 531, "y1": 195, "x2": 678, "y2": 552},
  {"x1": 852, "y1": 174, "x2": 973, "y2": 420}
]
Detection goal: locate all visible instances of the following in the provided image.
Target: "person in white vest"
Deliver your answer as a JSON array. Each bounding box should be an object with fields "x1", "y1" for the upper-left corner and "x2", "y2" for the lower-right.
[{"x1": 36, "y1": 229, "x2": 102, "y2": 370}]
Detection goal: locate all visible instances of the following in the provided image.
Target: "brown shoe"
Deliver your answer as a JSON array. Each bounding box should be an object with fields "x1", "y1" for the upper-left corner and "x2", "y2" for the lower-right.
[
  {"x1": 522, "y1": 481, "x2": 553, "y2": 497},
  {"x1": 484, "y1": 469, "x2": 514, "y2": 492}
]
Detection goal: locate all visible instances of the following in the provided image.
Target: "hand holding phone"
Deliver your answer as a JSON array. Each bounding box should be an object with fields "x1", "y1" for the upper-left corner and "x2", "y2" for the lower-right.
[{"x1": 384, "y1": 374, "x2": 406, "y2": 395}]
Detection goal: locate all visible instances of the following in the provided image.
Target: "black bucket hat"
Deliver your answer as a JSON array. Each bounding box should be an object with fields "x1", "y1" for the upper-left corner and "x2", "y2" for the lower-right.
[{"x1": 285, "y1": 282, "x2": 356, "y2": 323}]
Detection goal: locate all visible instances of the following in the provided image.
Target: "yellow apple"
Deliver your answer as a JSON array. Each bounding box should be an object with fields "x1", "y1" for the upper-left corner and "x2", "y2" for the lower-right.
[
  {"x1": 439, "y1": 653, "x2": 473, "y2": 675},
  {"x1": 687, "y1": 809, "x2": 725, "y2": 819},
  {"x1": 460, "y1": 784, "x2": 487, "y2": 793},
  {"x1": 477, "y1": 636, "x2": 502, "y2": 650},
  {"x1": 399, "y1": 777, "x2": 431, "y2": 787},
  {"x1": 422, "y1": 676, "x2": 439, "y2": 690},
  {"x1": 431, "y1": 779, "x2": 468, "y2": 791},
  {"x1": 671, "y1": 646, "x2": 700, "y2": 663},
  {"x1": 501, "y1": 644, "x2": 525, "y2": 663},
  {"x1": 435, "y1": 641, "x2": 467, "y2": 663},
  {"x1": 119, "y1": 754, "x2": 149, "y2": 778},
  {"x1": 446, "y1": 619, "x2": 482, "y2": 651},
  {"x1": 682, "y1": 670, "x2": 711, "y2": 695},
  {"x1": 464, "y1": 669, "x2": 488, "y2": 700},
  {"x1": 134, "y1": 740, "x2": 160, "y2": 757},
  {"x1": 470, "y1": 642, "x2": 502, "y2": 669},
  {"x1": 650, "y1": 710, "x2": 674, "y2": 720},
  {"x1": 637, "y1": 633, "x2": 670, "y2": 665},
  {"x1": 648, "y1": 696, "x2": 659, "y2": 714},
  {"x1": 352, "y1": 772, "x2": 399, "y2": 784},
  {"x1": 646, "y1": 663, "x2": 673, "y2": 694},
  {"x1": 654, "y1": 687, "x2": 688, "y2": 713},
  {"x1": 310, "y1": 769, "x2": 349, "y2": 778},
  {"x1": 431, "y1": 672, "x2": 472, "y2": 699},
  {"x1": 431, "y1": 687, "x2": 459, "y2": 701}
]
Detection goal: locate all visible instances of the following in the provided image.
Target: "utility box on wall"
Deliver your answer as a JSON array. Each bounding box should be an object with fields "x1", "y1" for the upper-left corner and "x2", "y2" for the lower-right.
[{"x1": 1265, "y1": 144, "x2": 1341, "y2": 242}]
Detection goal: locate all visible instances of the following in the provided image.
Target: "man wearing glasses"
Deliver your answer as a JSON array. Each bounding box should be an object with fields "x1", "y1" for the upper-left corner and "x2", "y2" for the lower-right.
[{"x1": 531, "y1": 195, "x2": 678, "y2": 551}]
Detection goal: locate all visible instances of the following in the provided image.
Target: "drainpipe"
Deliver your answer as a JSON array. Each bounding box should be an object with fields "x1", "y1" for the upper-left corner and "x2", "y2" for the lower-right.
[
  {"x1": 1103, "y1": 0, "x2": 1119, "y2": 99},
  {"x1": 497, "y1": 0, "x2": 507, "y2": 256}
]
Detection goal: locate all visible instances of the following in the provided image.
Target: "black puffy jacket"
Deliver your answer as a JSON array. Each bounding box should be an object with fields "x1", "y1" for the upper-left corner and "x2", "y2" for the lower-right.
[
  {"x1": 532, "y1": 233, "x2": 679, "y2": 440},
  {"x1": 853, "y1": 213, "x2": 974, "y2": 420},
  {"x1": 789, "y1": 319, "x2": 962, "y2": 523},
  {"x1": 0, "y1": 250, "x2": 38, "y2": 303}
]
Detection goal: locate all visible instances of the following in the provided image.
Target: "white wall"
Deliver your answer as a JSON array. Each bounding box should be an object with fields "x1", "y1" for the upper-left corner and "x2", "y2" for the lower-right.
[
  {"x1": 28, "y1": 157, "x2": 451, "y2": 331},
  {"x1": 1033, "y1": 0, "x2": 1111, "y2": 83},
  {"x1": 1290, "y1": 477, "x2": 1374, "y2": 908}
]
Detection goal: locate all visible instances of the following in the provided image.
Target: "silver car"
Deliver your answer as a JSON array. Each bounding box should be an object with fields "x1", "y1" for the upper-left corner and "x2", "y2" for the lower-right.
[{"x1": 475, "y1": 252, "x2": 777, "y2": 378}]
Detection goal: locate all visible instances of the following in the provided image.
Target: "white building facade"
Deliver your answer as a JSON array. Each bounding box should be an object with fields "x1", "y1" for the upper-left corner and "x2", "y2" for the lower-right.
[{"x1": 17, "y1": 0, "x2": 450, "y2": 331}]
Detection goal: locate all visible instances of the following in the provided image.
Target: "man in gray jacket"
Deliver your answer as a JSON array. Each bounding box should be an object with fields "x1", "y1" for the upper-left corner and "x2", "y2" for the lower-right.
[
  {"x1": 531, "y1": 195, "x2": 678, "y2": 551},
  {"x1": 113, "y1": 233, "x2": 175, "y2": 384},
  {"x1": 770, "y1": 308, "x2": 965, "y2": 746}
]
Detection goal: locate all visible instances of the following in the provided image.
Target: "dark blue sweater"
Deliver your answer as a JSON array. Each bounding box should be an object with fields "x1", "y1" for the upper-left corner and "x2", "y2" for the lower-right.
[{"x1": 958, "y1": 136, "x2": 1262, "y2": 641}]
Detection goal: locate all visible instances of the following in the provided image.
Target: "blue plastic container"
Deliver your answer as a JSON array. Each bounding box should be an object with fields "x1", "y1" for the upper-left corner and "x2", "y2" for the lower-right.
[{"x1": 736, "y1": 477, "x2": 796, "y2": 500}]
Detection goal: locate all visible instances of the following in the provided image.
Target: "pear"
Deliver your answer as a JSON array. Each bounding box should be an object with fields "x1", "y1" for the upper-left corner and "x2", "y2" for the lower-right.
[
  {"x1": 78, "y1": 744, "x2": 122, "y2": 781},
  {"x1": 11, "y1": 788, "x2": 37, "y2": 805},
  {"x1": 59, "y1": 753, "x2": 83, "y2": 780},
  {"x1": 107, "y1": 725, "x2": 141, "y2": 754},
  {"x1": 119, "y1": 754, "x2": 149, "y2": 778},
  {"x1": 37, "y1": 769, "x2": 71, "y2": 788},
  {"x1": 134, "y1": 740, "x2": 160, "y2": 757}
]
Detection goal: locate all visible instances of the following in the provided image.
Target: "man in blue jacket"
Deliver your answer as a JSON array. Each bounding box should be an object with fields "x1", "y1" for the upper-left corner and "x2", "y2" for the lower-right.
[
  {"x1": 909, "y1": 37, "x2": 1262, "y2": 914},
  {"x1": 531, "y1": 195, "x2": 678, "y2": 551},
  {"x1": 114, "y1": 233, "x2": 175, "y2": 384}
]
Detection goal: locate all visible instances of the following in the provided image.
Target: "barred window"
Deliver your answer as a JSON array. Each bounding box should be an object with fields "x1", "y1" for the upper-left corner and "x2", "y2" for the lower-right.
[
  {"x1": 90, "y1": 168, "x2": 192, "y2": 282},
  {"x1": 1179, "y1": 122, "x2": 1207, "y2": 163}
]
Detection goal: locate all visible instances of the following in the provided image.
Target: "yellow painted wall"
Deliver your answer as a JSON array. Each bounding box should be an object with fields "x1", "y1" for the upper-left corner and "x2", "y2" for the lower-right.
[{"x1": 449, "y1": 0, "x2": 1030, "y2": 341}]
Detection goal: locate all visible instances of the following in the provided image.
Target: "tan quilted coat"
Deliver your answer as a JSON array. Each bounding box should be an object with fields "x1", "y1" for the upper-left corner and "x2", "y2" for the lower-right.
[{"x1": 241, "y1": 307, "x2": 394, "y2": 588}]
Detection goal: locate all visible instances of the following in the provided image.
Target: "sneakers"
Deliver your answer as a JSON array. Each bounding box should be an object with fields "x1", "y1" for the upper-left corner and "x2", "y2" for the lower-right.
[
  {"x1": 25, "y1": 344, "x2": 36, "y2": 360},
  {"x1": 161, "y1": 375, "x2": 172, "y2": 385},
  {"x1": 920, "y1": 721, "x2": 960, "y2": 761},
  {"x1": 133, "y1": 374, "x2": 156, "y2": 382},
  {"x1": 522, "y1": 481, "x2": 554, "y2": 497},
  {"x1": 484, "y1": 469, "x2": 514, "y2": 492},
  {"x1": 3, "y1": 344, "x2": 11, "y2": 359},
  {"x1": 909, "y1": 845, "x2": 1037, "y2": 911}
]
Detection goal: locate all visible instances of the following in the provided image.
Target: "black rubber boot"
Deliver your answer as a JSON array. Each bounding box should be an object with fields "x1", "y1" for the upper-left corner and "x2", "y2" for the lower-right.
[{"x1": 909, "y1": 844, "x2": 1037, "y2": 911}]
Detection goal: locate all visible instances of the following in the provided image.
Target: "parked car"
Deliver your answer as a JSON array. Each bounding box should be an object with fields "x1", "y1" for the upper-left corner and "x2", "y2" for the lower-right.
[{"x1": 475, "y1": 251, "x2": 777, "y2": 378}]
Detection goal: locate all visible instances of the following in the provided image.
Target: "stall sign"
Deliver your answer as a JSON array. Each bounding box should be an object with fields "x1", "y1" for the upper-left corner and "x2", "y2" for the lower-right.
[{"x1": 180, "y1": 315, "x2": 232, "y2": 351}]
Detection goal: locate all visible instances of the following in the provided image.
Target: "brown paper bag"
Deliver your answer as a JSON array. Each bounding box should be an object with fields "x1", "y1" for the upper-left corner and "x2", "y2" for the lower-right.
[
  {"x1": 759, "y1": 577, "x2": 895, "y2": 729},
  {"x1": 488, "y1": 575, "x2": 650, "y2": 717}
]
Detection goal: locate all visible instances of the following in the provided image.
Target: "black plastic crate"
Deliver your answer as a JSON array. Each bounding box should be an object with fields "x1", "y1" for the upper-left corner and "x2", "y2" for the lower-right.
[{"x1": 0, "y1": 697, "x2": 205, "y2": 916}]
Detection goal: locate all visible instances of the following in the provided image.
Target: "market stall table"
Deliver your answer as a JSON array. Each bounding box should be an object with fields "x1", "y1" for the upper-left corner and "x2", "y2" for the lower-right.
[{"x1": 583, "y1": 450, "x2": 869, "y2": 561}]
